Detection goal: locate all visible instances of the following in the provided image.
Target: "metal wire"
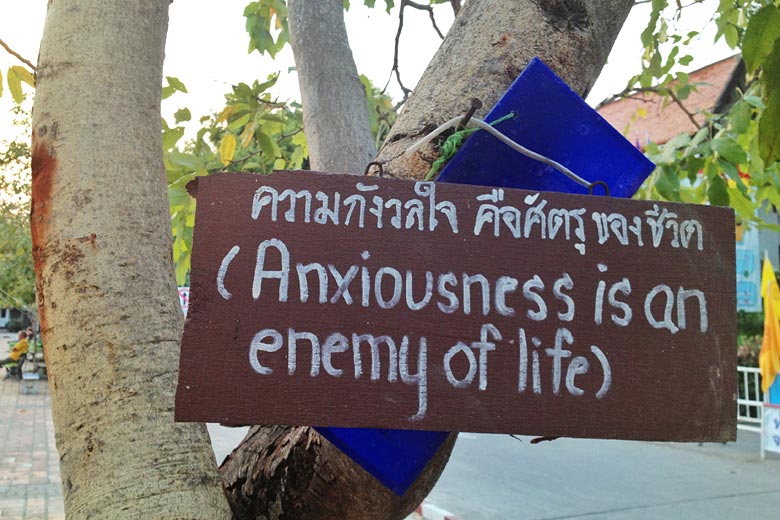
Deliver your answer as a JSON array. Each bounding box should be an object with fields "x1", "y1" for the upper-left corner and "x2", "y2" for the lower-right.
[{"x1": 404, "y1": 115, "x2": 607, "y2": 194}]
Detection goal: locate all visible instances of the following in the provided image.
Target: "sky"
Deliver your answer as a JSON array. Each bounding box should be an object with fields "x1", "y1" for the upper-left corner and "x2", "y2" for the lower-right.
[{"x1": 0, "y1": 0, "x2": 733, "y2": 143}]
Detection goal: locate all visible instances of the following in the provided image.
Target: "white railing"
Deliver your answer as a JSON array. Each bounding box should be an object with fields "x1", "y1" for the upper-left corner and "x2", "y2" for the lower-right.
[{"x1": 737, "y1": 366, "x2": 765, "y2": 459}]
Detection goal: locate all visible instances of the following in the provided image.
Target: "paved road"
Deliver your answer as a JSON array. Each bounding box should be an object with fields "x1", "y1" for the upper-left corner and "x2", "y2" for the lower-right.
[
  {"x1": 207, "y1": 425, "x2": 780, "y2": 519},
  {"x1": 425, "y1": 431, "x2": 780, "y2": 519}
]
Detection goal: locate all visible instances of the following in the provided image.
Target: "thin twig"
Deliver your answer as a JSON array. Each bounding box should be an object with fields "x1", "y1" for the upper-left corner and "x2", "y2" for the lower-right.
[
  {"x1": 0, "y1": 37, "x2": 36, "y2": 71},
  {"x1": 385, "y1": 0, "x2": 448, "y2": 106},
  {"x1": 450, "y1": 0, "x2": 461, "y2": 16},
  {"x1": 389, "y1": 1, "x2": 412, "y2": 106},
  {"x1": 596, "y1": 84, "x2": 702, "y2": 130},
  {"x1": 405, "y1": 0, "x2": 445, "y2": 39},
  {"x1": 667, "y1": 89, "x2": 702, "y2": 129}
]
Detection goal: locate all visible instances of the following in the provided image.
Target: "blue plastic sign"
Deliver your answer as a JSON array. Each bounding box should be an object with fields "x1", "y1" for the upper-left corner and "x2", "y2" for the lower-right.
[{"x1": 315, "y1": 58, "x2": 656, "y2": 496}]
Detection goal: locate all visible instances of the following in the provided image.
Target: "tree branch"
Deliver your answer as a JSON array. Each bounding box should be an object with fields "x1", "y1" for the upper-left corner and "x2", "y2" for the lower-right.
[
  {"x1": 385, "y1": 0, "x2": 447, "y2": 108},
  {"x1": 405, "y1": 0, "x2": 446, "y2": 39},
  {"x1": 0, "y1": 37, "x2": 36, "y2": 71},
  {"x1": 388, "y1": 1, "x2": 413, "y2": 106},
  {"x1": 596, "y1": 85, "x2": 702, "y2": 130},
  {"x1": 451, "y1": 0, "x2": 462, "y2": 16},
  {"x1": 667, "y1": 88, "x2": 702, "y2": 129}
]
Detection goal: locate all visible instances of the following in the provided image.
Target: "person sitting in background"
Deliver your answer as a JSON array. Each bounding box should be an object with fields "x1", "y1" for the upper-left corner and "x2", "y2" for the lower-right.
[{"x1": 1, "y1": 330, "x2": 29, "y2": 369}]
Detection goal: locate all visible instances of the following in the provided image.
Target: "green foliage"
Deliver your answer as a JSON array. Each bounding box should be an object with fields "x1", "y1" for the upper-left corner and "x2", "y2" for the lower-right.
[
  {"x1": 360, "y1": 74, "x2": 396, "y2": 149},
  {"x1": 4, "y1": 65, "x2": 34, "y2": 103},
  {"x1": 4, "y1": 317, "x2": 28, "y2": 332},
  {"x1": 163, "y1": 75, "x2": 309, "y2": 284},
  {"x1": 244, "y1": 0, "x2": 447, "y2": 57},
  {"x1": 0, "y1": 108, "x2": 34, "y2": 309},
  {"x1": 162, "y1": 71, "x2": 397, "y2": 283},
  {"x1": 162, "y1": 76, "x2": 188, "y2": 100},
  {"x1": 630, "y1": 0, "x2": 780, "y2": 229},
  {"x1": 245, "y1": 0, "x2": 290, "y2": 58},
  {"x1": 738, "y1": 309, "x2": 765, "y2": 338}
]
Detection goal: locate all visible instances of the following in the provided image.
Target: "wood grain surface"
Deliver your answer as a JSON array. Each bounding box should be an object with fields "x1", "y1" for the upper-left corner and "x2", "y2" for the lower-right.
[{"x1": 175, "y1": 171, "x2": 736, "y2": 442}]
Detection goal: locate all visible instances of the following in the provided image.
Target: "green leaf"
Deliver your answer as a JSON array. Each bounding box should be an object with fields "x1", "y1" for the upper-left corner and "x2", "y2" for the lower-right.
[
  {"x1": 723, "y1": 24, "x2": 739, "y2": 49},
  {"x1": 7, "y1": 67, "x2": 23, "y2": 103},
  {"x1": 763, "y1": 39, "x2": 780, "y2": 99},
  {"x1": 227, "y1": 112, "x2": 252, "y2": 131},
  {"x1": 655, "y1": 166, "x2": 681, "y2": 201},
  {"x1": 718, "y1": 158, "x2": 747, "y2": 193},
  {"x1": 744, "y1": 95, "x2": 765, "y2": 109},
  {"x1": 728, "y1": 100, "x2": 752, "y2": 134},
  {"x1": 712, "y1": 137, "x2": 747, "y2": 165},
  {"x1": 257, "y1": 131, "x2": 279, "y2": 159},
  {"x1": 256, "y1": 73, "x2": 279, "y2": 93},
  {"x1": 759, "y1": 89, "x2": 780, "y2": 163},
  {"x1": 162, "y1": 76, "x2": 187, "y2": 99},
  {"x1": 174, "y1": 108, "x2": 191, "y2": 123},
  {"x1": 175, "y1": 250, "x2": 191, "y2": 286},
  {"x1": 162, "y1": 126, "x2": 185, "y2": 150},
  {"x1": 168, "y1": 151, "x2": 203, "y2": 171},
  {"x1": 758, "y1": 184, "x2": 780, "y2": 208},
  {"x1": 727, "y1": 186, "x2": 755, "y2": 218},
  {"x1": 10, "y1": 66, "x2": 34, "y2": 87},
  {"x1": 168, "y1": 185, "x2": 190, "y2": 208},
  {"x1": 685, "y1": 156, "x2": 705, "y2": 184},
  {"x1": 707, "y1": 174, "x2": 729, "y2": 206},
  {"x1": 244, "y1": 2, "x2": 260, "y2": 16},
  {"x1": 167, "y1": 76, "x2": 187, "y2": 93},
  {"x1": 742, "y1": 5, "x2": 780, "y2": 73}
]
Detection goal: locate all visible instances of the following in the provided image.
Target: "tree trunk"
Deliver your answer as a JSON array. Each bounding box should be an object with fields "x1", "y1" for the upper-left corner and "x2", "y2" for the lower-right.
[
  {"x1": 220, "y1": 1, "x2": 633, "y2": 519},
  {"x1": 221, "y1": 426, "x2": 456, "y2": 519},
  {"x1": 376, "y1": 0, "x2": 636, "y2": 177},
  {"x1": 31, "y1": 1, "x2": 231, "y2": 518},
  {"x1": 288, "y1": 0, "x2": 377, "y2": 172},
  {"x1": 221, "y1": 1, "x2": 448, "y2": 517}
]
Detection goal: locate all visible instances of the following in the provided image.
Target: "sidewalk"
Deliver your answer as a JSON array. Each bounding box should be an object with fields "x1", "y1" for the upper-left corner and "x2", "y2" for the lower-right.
[{"x1": 0, "y1": 377, "x2": 63, "y2": 520}]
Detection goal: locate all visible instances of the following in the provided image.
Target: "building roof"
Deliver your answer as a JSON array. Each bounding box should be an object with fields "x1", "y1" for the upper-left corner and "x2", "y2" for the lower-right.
[{"x1": 596, "y1": 55, "x2": 743, "y2": 145}]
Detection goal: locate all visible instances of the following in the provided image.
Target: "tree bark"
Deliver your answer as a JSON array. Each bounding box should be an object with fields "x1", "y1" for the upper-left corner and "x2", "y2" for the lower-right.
[
  {"x1": 220, "y1": 1, "x2": 634, "y2": 518},
  {"x1": 31, "y1": 1, "x2": 231, "y2": 518},
  {"x1": 221, "y1": 1, "x2": 448, "y2": 518},
  {"x1": 221, "y1": 2, "x2": 632, "y2": 519},
  {"x1": 288, "y1": 0, "x2": 377, "y2": 172},
  {"x1": 221, "y1": 426, "x2": 456, "y2": 519},
  {"x1": 376, "y1": 0, "x2": 636, "y2": 177}
]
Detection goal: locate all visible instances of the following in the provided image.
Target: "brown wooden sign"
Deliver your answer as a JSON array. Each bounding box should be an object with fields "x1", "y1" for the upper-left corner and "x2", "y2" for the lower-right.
[{"x1": 175, "y1": 171, "x2": 736, "y2": 442}]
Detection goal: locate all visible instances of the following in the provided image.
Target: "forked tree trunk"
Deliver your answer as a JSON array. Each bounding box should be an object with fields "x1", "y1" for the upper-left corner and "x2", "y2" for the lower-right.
[
  {"x1": 31, "y1": 1, "x2": 231, "y2": 517},
  {"x1": 33, "y1": 0, "x2": 635, "y2": 518},
  {"x1": 376, "y1": 0, "x2": 636, "y2": 175},
  {"x1": 220, "y1": 1, "x2": 634, "y2": 519}
]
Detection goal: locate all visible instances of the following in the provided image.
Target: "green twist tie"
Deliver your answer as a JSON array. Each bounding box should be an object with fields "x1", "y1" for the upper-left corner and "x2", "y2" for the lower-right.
[{"x1": 425, "y1": 112, "x2": 516, "y2": 181}]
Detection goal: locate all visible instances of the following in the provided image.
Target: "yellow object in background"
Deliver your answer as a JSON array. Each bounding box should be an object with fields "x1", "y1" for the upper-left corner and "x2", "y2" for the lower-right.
[{"x1": 759, "y1": 254, "x2": 780, "y2": 393}]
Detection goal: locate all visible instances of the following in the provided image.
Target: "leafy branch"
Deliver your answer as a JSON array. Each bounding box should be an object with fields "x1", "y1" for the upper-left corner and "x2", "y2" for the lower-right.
[{"x1": 622, "y1": 0, "x2": 780, "y2": 227}]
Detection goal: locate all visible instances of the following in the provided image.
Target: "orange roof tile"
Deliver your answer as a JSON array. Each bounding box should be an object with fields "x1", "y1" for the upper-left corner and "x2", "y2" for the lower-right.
[{"x1": 597, "y1": 55, "x2": 742, "y2": 145}]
